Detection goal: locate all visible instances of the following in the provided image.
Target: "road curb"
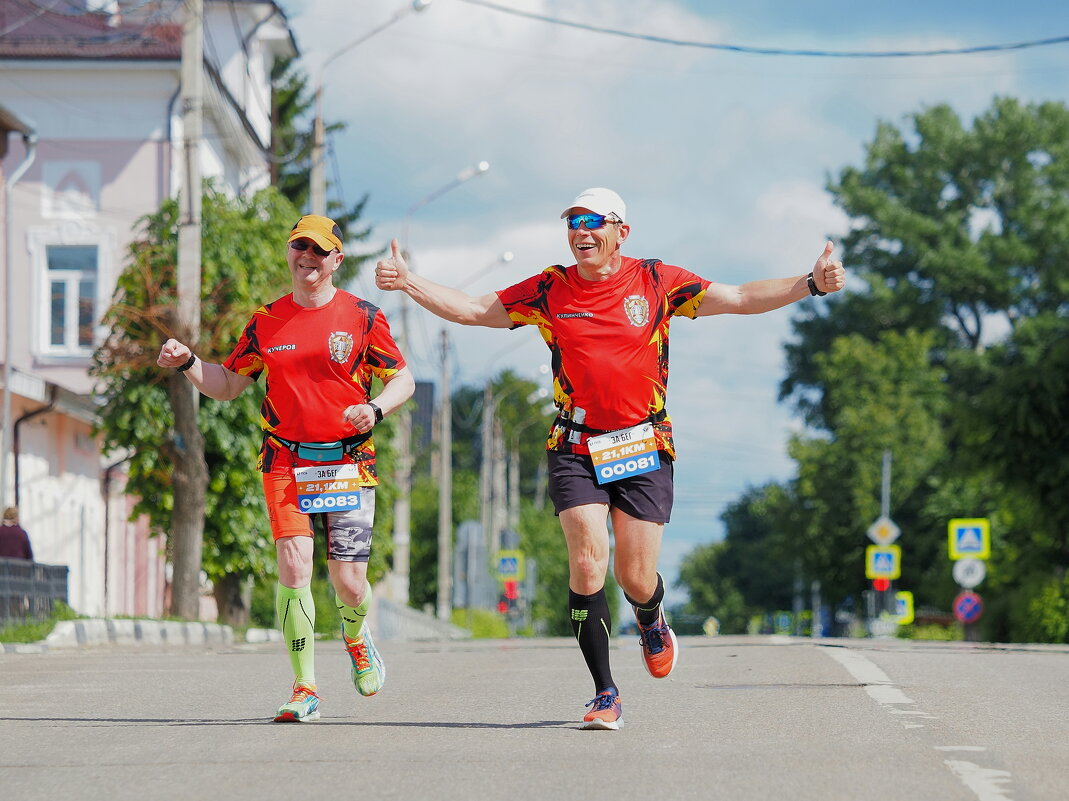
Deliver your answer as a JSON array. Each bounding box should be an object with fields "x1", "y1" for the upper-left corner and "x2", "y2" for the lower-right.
[{"x1": 0, "y1": 618, "x2": 235, "y2": 653}]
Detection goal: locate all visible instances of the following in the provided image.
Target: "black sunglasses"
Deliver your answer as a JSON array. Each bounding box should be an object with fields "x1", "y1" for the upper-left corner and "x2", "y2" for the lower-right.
[
  {"x1": 566, "y1": 213, "x2": 621, "y2": 230},
  {"x1": 289, "y1": 240, "x2": 334, "y2": 257}
]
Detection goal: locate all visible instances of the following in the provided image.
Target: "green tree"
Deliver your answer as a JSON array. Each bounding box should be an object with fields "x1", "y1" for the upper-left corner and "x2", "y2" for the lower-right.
[
  {"x1": 774, "y1": 97, "x2": 1069, "y2": 640},
  {"x1": 677, "y1": 483, "x2": 797, "y2": 634}
]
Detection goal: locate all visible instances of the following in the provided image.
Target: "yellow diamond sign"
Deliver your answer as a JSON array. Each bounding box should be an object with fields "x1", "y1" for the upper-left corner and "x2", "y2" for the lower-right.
[{"x1": 867, "y1": 515, "x2": 900, "y2": 545}]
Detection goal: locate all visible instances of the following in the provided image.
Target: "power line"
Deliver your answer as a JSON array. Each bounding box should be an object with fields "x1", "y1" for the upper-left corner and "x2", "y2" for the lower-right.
[{"x1": 459, "y1": 0, "x2": 1069, "y2": 59}]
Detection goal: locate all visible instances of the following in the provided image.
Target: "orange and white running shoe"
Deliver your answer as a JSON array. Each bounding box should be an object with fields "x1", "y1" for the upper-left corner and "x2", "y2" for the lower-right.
[
  {"x1": 582, "y1": 689, "x2": 623, "y2": 730},
  {"x1": 637, "y1": 610, "x2": 679, "y2": 678}
]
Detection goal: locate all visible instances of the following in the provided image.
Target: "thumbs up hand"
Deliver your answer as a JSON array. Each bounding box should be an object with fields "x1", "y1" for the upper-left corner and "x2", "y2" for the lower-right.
[
  {"x1": 375, "y1": 239, "x2": 409, "y2": 291},
  {"x1": 813, "y1": 241, "x2": 845, "y2": 294}
]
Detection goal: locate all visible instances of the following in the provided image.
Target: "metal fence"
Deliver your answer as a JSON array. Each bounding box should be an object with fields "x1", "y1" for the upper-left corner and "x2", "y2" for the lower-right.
[{"x1": 0, "y1": 558, "x2": 69, "y2": 623}]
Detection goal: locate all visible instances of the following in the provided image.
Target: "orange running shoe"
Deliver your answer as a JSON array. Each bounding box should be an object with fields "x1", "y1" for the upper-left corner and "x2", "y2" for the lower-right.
[
  {"x1": 637, "y1": 610, "x2": 678, "y2": 678},
  {"x1": 582, "y1": 689, "x2": 623, "y2": 730},
  {"x1": 273, "y1": 682, "x2": 320, "y2": 722}
]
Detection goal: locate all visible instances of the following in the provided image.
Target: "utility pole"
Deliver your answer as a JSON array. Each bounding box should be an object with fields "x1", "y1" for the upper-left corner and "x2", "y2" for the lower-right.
[
  {"x1": 178, "y1": 0, "x2": 202, "y2": 340},
  {"x1": 491, "y1": 416, "x2": 507, "y2": 556},
  {"x1": 436, "y1": 329, "x2": 452, "y2": 620},
  {"x1": 508, "y1": 442, "x2": 520, "y2": 532},
  {"x1": 310, "y1": 88, "x2": 326, "y2": 215},
  {"x1": 391, "y1": 294, "x2": 412, "y2": 605},
  {"x1": 477, "y1": 383, "x2": 493, "y2": 617},
  {"x1": 168, "y1": 0, "x2": 209, "y2": 620}
]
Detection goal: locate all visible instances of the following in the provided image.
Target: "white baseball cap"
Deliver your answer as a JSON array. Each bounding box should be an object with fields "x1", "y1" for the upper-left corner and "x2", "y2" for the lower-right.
[{"x1": 561, "y1": 187, "x2": 626, "y2": 223}]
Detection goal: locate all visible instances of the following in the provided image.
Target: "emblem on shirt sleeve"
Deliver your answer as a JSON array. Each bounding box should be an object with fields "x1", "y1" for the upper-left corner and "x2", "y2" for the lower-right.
[
  {"x1": 623, "y1": 295, "x2": 650, "y2": 327},
  {"x1": 328, "y1": 331, "x2": 354, "y2": 363}
]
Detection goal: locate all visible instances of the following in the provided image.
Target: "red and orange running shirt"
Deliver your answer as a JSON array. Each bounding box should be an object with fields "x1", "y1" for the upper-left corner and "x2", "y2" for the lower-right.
[
  {"x1": 496, "y1": 256, "x2": 710, "y2": 458},
  {"x1": 223, "y1": 289, "x2": 406, "y2": 481}
]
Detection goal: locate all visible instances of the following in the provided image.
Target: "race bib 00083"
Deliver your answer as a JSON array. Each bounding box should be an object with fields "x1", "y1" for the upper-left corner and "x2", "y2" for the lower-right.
[{"x1": 293, "y1": 463, "x2": 364, "y2": 514}]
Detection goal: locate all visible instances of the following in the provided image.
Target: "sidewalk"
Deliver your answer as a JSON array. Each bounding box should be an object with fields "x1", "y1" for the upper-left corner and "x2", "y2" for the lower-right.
[
  {"x1": 0, "y1": 596, "x2": 469, "y2": 654},
  {"x1": 0, "y1": 618, "x2": 234, "y2": 654}
]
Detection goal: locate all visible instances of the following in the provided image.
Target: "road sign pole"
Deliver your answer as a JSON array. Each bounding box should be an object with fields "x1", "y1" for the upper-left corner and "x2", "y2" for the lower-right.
[{"x1": 880, "y1": 449, "x2": 891, "y2": 518}]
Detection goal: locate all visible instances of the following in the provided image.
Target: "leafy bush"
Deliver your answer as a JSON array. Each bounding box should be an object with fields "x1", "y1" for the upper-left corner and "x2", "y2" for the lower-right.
[
  {"x1": 897, "y1": 622, "x2": 962, "y2": 641},
  {"x1": 0, "y1": 601, "x2": 80, "y2": 644},
  {"x1": 451, "y1": 607, "x2": 509, "y2": 639}
]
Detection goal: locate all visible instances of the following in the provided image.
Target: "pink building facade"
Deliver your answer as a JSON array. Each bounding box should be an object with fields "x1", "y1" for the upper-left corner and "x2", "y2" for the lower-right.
[{"x1": 0, "y1": 0, "x2": 297, "y2": 618}]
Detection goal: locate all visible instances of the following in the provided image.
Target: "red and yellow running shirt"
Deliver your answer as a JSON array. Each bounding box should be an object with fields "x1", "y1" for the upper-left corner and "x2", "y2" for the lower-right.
[
  {"x1": 223, "y1": 290, "x2": 406, "y2": 481},
  {"x1": 496, "y1": 257, "x2": 710, "y2": 458}
]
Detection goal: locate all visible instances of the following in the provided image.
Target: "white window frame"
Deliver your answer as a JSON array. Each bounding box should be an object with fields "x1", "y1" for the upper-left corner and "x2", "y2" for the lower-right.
[{"x1": 28, "y1": 223, "x2": 115, "y2": 364}]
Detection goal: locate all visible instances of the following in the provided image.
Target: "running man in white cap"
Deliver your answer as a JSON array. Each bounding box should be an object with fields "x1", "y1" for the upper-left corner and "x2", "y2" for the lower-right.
[{"x1": 375, "y1": 189, "x2": 845, "y2": 729}]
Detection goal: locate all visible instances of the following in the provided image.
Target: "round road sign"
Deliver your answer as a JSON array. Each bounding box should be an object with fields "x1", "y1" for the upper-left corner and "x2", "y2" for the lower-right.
[
  {"x1": 953, "y1": 558, "x2": 986, "y2": 589},
  {"x1": 953, "y1": 590, "x2": 984, "y2": 624}
]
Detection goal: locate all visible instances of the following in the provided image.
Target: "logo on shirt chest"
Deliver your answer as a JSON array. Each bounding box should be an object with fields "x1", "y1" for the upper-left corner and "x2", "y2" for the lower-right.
[
  {"x1": 623, "y1": 295, "x2": 650, "y2": 327},
  {"x1": 328, "y1": 331, "x2": 354, "y2": 363}
]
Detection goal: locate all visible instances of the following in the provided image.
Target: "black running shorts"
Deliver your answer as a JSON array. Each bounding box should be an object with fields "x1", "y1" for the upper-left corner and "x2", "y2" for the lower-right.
[{"x1": 546, "y1": 450, "x2": 674, "y2": 523}]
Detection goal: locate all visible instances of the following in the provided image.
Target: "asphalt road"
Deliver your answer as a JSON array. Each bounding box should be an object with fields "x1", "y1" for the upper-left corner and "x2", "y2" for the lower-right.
[{"x1": 2, "y1": 635, "x2": 1066, "y2": 801}]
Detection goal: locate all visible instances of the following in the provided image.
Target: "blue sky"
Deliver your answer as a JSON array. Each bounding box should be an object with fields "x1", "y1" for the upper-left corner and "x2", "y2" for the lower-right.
[{"x1": 283, "y1": 1, "x2": 1069, "y2": 604}]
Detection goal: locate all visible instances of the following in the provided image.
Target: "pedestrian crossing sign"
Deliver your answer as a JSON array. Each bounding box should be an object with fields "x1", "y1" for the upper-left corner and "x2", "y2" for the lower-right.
[
  {"x1": 895, "y1": 591, "x2": 915, "y2": 626},
  {"x1": 948, "y1": 518, "x2": 990, "y2": 560},
  {"x1": 865, "y1": 545, "x2": 901, "y2": 579},
  {"x1": 495, "y1": 550, "x2": 525, "y2": 581}
]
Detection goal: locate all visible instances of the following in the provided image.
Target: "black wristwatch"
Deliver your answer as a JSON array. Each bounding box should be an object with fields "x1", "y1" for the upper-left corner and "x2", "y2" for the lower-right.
[
  {"x1": 367, "y1": 402, "x2": 383, "y2": 424},
  {"x1": 806, "y1": 273, "x2": 827, "y2": 297},
  {"x1": 176, "y1": 353, "x2": 197, "y2": 372}
]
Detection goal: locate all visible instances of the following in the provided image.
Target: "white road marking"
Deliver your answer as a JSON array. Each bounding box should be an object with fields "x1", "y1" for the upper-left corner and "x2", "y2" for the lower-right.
[
  {"x1": 820, "y1": 646, "x2": 1017, "y2": 801},
  {"x1": 944, "y1": 760, "x2": 1015, "y2": 801}
]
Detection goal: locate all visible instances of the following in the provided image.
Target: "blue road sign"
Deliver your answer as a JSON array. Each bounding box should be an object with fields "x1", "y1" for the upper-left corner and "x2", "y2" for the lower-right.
[
  {"x1": 865, "y1": 545, "x2": 901, "y2": 579},
  {"x1": 494, "y1": 550, "x2": 525, "y2": 581},
  {"x1": 953, "y1": 590, "x2": 984, "y2": 624},
  {"x1": 948, "y1": 518, "x2": 990, "y2": 560}
]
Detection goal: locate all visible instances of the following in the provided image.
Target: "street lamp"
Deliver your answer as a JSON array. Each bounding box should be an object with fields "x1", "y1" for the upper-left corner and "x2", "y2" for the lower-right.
[
  {"x1": 400, "y1": 160, "x2": 491, "y2": 249},
  {"x1": 310, "y1": 0, "x2": 434, "y2": 215},
  {"x1": 457, "y1": 250, "x2": 514, "y2": 291},
  {"x1": 391, "y1": 159, "x2": 490, "y2": 619}
]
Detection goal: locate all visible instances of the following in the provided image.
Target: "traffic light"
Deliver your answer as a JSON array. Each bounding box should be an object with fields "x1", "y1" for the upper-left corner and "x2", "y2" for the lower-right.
[
  {"x1": 872, "y1": 577, "x2": 891, "y2": 592},
  {"x1": 503, "y1": 580, "x2": 518, "y2": 601}
]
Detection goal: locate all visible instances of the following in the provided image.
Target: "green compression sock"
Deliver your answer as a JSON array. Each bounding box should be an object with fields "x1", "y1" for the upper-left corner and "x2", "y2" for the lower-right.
[
  {"x1": 336, "y1": 582, "x2": 372, "y2": 641},
  {"x1": 276, "y1": 583, "x2": 316, "y2": 686}
]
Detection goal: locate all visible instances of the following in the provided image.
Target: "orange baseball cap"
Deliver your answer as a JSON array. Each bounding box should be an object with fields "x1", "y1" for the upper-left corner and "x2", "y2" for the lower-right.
[{"x1": 288, "y1": 215, "x2": 343, "y2": 253}]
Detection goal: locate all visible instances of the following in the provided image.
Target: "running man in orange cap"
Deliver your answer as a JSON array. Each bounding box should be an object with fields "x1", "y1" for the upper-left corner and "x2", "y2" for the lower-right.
[{"x1": 159, "y1": 214, "x2": 414, "y2": 722}]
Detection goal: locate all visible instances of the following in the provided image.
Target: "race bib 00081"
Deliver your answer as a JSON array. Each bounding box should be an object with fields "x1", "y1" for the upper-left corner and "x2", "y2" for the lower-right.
[
  {"x1": 293, "y1": 463, "x2": 364, "y2": 514},
  {"x1": 587, "y1": 422, "x2": 659, "y2": 485}
]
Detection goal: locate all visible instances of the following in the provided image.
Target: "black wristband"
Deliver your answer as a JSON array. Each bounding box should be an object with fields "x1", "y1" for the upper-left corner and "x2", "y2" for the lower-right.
[
  {"x1": 176, "y1": 353, "x2": 197, "y2": 372},
  {"x1": 368, "y1": 402, "x2": 383, "y2": 424},
  {"x1": 807, "y1": 273, "x2": 827, "y2": 297}
]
